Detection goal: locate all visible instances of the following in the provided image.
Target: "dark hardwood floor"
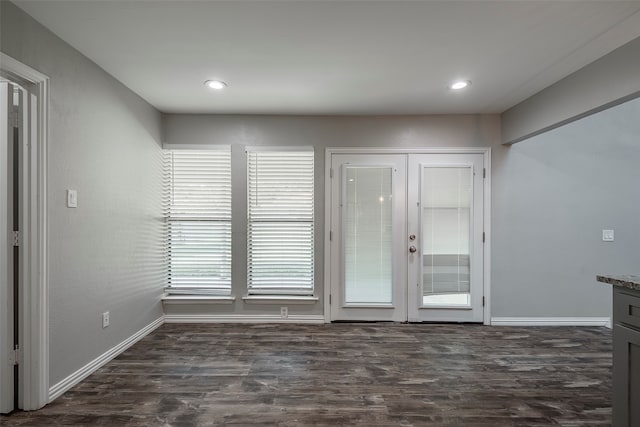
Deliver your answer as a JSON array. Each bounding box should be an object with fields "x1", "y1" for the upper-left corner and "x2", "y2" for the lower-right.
[{"x1": 2, "y1": 323, "x2": 612, "y2": 426}]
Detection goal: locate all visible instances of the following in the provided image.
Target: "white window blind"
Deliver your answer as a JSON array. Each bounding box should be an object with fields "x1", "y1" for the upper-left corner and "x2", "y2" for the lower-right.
[
  {"x1": 164, "y1": 147, "x2": 232, "y2": 295},
  {"x1": 247, "y1": 148, "x2": 314, "y2": 295}
]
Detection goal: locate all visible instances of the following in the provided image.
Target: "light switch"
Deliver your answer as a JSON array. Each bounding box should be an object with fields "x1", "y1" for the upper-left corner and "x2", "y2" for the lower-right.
[
  {"x1": 67, "y1": 189, "x2": 78, "y2": 208},
  {"x1": 602, "y1": 229, "x2": 614, "y2": 242}
]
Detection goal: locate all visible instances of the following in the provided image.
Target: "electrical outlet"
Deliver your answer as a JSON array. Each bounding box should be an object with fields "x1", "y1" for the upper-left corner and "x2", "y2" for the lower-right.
[
  {"x1": 280, "y1": 307, "x2": 288, "y2": 319},
  {"x1": 602, "y1": 229, "x2": 615, "y2": 242},
  {"x1": 102, "y1": 311, "x2": 110, "y2": 328}
]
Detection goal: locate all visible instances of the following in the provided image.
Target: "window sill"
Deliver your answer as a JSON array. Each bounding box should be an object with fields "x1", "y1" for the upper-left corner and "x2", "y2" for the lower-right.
[
  {"x1": 161, "y1": 294, "x2": 236, "y2": 305},
  {"x1": 242, "y1": 295, "x2": 319, "y2": 305}
]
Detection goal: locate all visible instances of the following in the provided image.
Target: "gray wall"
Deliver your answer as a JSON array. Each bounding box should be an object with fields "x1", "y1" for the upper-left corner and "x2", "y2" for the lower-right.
[
  {"x1": 1, "y1": 2, "x2": 165, "y2": 386},
  {"x1": 492, "y1": 96, "x2": 640, "y2": 318},
  {"x1": 167, "y1": 107, "x2": 638, "y2": 322},
  {"x1": 502, "y1": 36, "x2": 640, "y2": 145},
  {"x1": 163, "y1": 114, "x2": 500, "y2": 316}
]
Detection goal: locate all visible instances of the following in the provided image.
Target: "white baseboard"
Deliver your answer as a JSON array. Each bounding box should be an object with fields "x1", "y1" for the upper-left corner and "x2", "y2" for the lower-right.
[
  {"x1": 164, "y1": 314, "x2": 325, "y2": 324},
  {"x1": 48, "y1": 316, "x2": 165, "y2": 402},
  {"x1": 491, "y1": 317, "x2": 611, "y2": 327}
]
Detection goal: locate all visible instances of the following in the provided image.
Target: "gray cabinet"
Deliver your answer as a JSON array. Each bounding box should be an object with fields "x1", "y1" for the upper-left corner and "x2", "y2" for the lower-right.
[{"x1": 612, "y1": 287, "x2": 640, "y2": 427}]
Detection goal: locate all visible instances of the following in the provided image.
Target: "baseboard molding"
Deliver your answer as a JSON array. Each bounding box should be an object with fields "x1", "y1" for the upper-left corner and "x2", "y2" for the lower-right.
[
  {"x1": 48, "y1": 316, "x2": 165, "y2": 402},
  {"x1": 491, "y1": 317, "x2": 611, "y2": 327},
  {"x1": 164, "y1": 314, "x2": 325, "y2": 324}
]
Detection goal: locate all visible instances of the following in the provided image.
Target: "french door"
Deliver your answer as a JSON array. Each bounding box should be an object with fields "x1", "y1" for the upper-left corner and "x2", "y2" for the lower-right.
[
  {"x1": 329, "y1": 154, "x2": 407, "y2": 321},
  {"x1": 329, "y1": 151, "x2": 486, "y2": 323}
]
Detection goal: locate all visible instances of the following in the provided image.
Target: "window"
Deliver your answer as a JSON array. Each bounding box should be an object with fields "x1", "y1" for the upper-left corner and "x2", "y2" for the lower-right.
[
  {"x1": 164, "y1": 147, "x2": 232, "y2": 295},
  {"x1": 247, "y1": 148, "x2": 314, "y2": 296}
]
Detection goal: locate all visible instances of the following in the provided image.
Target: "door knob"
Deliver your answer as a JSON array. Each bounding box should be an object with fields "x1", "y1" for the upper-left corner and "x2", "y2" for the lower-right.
[{"x1": 409, "y1": 246, "x2": 417, "y2": 253}]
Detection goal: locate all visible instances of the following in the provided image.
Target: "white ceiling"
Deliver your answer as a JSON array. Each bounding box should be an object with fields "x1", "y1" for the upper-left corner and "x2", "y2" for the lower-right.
[{"x1": 13, "y1": 0, "x2": 640, "y2": 115}]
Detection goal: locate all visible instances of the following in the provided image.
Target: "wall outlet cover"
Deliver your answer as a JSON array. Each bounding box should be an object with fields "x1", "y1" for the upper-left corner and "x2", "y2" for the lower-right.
[
  {"x1": 602, "y1": 229, "x2": 615, "y2": 242},
  {"x1": 67, "y1": 189, "x2": 78, "y2": 208}
]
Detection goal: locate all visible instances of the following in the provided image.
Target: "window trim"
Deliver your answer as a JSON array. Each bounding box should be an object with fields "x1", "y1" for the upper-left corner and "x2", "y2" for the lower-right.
[
  {"x1": 163, "y1": 145, "x2": 233, "y2": 296},
  {"x1": 161, "y1": 294, "x2": 236, "y2": 305},
  {"x1": 245, "y1": 147, "x2": 315, "y2": 297},
  {"x1": 163, "y1": 143, "x2": 230, "y2": 151},
  {"x1": 242, "y1": 295, "x2": 319, "y2": 305},
  {"x1": 245, "y1": 145, "x2": 314, "y2": 152}
]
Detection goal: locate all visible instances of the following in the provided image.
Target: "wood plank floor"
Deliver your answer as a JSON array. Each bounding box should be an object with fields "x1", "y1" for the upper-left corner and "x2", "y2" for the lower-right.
[{"x1": 2, "y1": 323, "x2": 612, "y2": 426}]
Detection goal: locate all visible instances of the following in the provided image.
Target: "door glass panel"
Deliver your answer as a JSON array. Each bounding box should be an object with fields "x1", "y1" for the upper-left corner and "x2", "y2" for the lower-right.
[
  {"x1": 421, "y1": 166, "x2": 471, "y2": 307},
  {"x1": 344, "y1": 166, "x2": 392, "y2": 304}
]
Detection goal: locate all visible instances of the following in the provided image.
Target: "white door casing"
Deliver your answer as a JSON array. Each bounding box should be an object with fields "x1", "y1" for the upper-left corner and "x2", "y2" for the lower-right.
[
  {"x1": 326, "y1": 148, "x2": 490, "y2": 323},
  {"x1": 0, "y1": 53, "x2": 49, "y2": 411}
]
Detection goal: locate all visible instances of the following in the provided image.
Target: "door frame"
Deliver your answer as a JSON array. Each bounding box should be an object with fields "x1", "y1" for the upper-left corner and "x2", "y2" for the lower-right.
[
  {"x1": 0, "y1": 52, "x2": 49, "y2": 411},
  {"x1": 324, "y1": 147, "x2": 491, "y2": 325}
]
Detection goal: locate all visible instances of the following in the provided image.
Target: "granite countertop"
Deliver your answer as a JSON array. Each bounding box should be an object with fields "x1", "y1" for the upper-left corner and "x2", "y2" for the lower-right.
[{"x1": 597, "y1": 274, "x2": 640, "y2": 291}]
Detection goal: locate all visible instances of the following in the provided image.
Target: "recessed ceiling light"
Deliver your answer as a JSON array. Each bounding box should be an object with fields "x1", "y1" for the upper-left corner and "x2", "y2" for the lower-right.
[
  {"x1": 205, "y1": 80, "x2": 227, "y2": 90},
  {"x1": 450, "y1": 80, "x2": 471, "y2": 90}
]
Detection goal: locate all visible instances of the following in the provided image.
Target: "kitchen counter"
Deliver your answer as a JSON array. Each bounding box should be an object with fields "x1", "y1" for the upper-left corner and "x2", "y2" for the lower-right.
[
  {"x1": 598, "y1": 274, "x2": 640, "y2": 426},
  {"x1": 596, "y1": 274, "x2": 640, "y2": 291}
]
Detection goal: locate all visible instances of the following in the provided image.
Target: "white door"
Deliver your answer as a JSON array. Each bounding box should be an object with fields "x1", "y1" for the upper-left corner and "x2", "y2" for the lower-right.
[
  {"x1": 329, "y1": 151, "x2": 485, "y2": 323},
  {"x1": 407, "y1": 153, "x2": 484, "y2": 322},
  {"x1": 330, "y1": 154, "x2": 407, "y2": 321},
  {"x1": 1, "y1": 81, "x2": 20, "y2": 413}
]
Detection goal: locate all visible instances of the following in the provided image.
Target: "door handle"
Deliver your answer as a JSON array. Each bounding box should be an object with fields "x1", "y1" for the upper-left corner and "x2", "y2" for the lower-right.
[{"x1": 409, "y1": 246, "x2": 417, "y2": 253}]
